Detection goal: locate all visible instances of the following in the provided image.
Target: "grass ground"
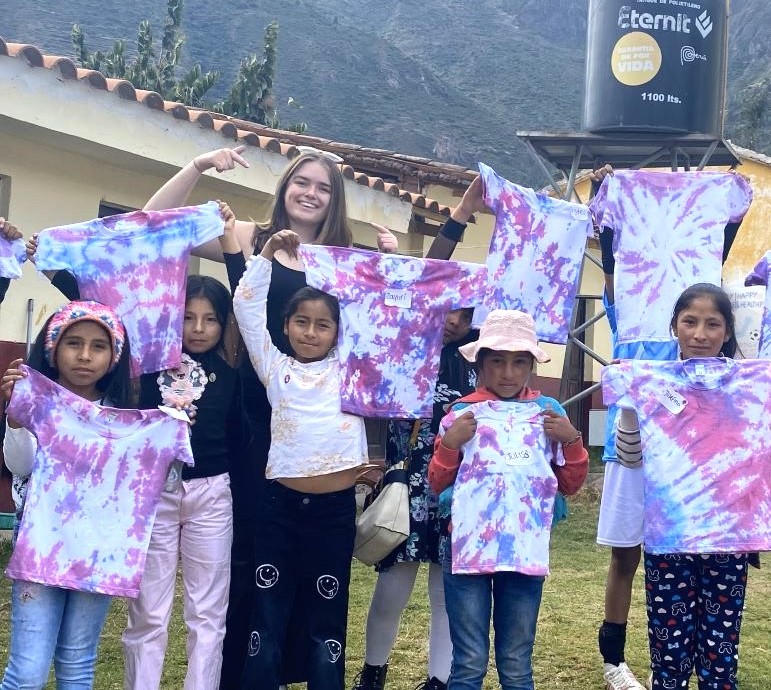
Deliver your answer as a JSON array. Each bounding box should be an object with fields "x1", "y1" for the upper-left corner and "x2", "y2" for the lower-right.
[{"x1": 1, "y1": 488, "x2": 769, "y2": 688}]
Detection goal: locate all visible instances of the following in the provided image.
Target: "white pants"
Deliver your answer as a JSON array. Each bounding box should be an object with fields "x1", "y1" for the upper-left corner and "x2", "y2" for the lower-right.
[
  {"x1": 364, "y1": 561, "x2": 451, "y2": 682},
  {"x1": 123, "y1": 473, "x2": 233, "y2": 690}
]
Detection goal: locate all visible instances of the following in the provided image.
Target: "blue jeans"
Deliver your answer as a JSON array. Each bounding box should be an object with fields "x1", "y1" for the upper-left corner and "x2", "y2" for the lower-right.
[
  {"x1": 443, "y1": 566, "x2": 544, "y2": 690},
  {"x1": 0, "y1": 580, "x2": 112, "y2": 690}
]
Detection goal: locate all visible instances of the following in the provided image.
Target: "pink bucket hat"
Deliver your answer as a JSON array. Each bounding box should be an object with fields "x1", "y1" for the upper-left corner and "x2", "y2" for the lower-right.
[{"x1": 458, "y1": 310, "x2": 550, "y2": 363}]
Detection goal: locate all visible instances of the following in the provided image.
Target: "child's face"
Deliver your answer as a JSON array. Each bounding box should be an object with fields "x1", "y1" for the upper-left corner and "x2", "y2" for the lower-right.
[
  {"x1": 284, "y1": 299, "x2": 338, "y2": 363},
  {"x1": 478, "y1": 350, "x2": 533, "y2": 399},
  {"x1": 55, "y1": 321, "x2": 112, "y2": 397},
  {"x1": 673, "y1": 296, "x2": 730, "y2": 359},
  {"x1": 183, "y1": 297, "x2": 222, "y2": 355}
]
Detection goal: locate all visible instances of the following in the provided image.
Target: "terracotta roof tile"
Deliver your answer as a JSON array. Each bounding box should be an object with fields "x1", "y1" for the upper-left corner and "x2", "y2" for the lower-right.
[{"x1": 0, "y1": 37, "x2": 464, "y2": 219}]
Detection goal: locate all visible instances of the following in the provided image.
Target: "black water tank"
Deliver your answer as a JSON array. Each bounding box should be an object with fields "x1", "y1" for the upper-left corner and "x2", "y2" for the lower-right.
[{"x1": 583, "y1": 0, "x2": 729, "y2": 135}]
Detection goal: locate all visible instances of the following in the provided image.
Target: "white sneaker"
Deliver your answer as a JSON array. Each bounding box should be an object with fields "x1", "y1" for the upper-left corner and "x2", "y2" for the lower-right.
[{"x1": 603, "y1": 662, "x2": 646, "y2": 690}]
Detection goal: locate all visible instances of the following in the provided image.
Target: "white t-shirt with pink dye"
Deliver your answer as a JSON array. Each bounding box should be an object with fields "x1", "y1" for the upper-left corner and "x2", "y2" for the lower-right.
[
  {"x1": 299, "y1": 245, "x2": 487, "y2": 419},
  {"x1": 591, "y1": 170, "x2": 752, "y2": 344},
  {"x1": 0, "y1": 235, "x2": 26, "y2": 279},
  {"x1": 439, "y1": 399, "x2": 565, "y2": 576},
  {"x1": 5, "y1": 367, "x2": 194, "y2": 597},
  {"x1": 602, "y1": 357, "x2": 771, "y2": 554},
  {"x1": 35, "y1": 203, "x2": 224, "y2": 376},
  {"x1": 475, "y1": 163, "x2": 593, "y2": 344},
  {"x1": 745, "y1": 252, "x2": 771, "y2": 358}
]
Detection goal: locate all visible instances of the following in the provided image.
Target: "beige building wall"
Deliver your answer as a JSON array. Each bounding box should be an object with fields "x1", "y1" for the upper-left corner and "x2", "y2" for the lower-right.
[{"x1": 0, "y1": 55, "x2": 414, "y2": 346}]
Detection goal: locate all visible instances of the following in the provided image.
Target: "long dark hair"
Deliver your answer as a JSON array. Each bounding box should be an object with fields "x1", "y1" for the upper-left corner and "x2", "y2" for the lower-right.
[
  {"x1": 27, "y1": 312, "x2": 135, "y2": 408},
  {"x1": 670, "y1": 283, "x2": 739, "y2": 358},
  {"x1": 185, "y1": 275, "x2": 232, "y2": 353}
]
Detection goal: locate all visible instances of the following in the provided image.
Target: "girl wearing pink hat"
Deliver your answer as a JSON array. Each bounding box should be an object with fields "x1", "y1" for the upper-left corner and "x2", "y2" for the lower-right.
[{"x1": 428, "y1": 309, "x2": 589, "y2": 690}]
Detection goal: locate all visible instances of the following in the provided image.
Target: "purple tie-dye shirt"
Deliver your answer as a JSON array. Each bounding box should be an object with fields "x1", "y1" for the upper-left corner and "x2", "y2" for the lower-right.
[
  {"x1": 299, "y1": 245, "x2": 487, "y2": 418},
  {"x1": 35, "y1": 203, "x2": 224, "y2": 376},
  {"x1": 439, "y1": 400, "x2": 565, "y2": 575},
  {"x1": 5, "y1": 366, "x2": 194, "y2": 597},
  {"x1": 0, "y1": 235, "x2": 26, "y2": 279},
  {"x1": 745, "y1": 252, "x2": 771, "y2": 358},
  {"x1": 591, "y1": 170, "x2": 752, "y2": 344},
  {"x1": 602, "y1": 358, "x2": 771, "y2": 554},
  {"x1": 475, "y1": 163, "x2": 593, "y2": 344}
]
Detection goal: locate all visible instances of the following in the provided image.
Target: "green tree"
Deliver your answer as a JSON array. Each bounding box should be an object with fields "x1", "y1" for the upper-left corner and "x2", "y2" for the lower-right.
[{"x1": 72, "y1": 0, "x2": 304, "y2": 129}]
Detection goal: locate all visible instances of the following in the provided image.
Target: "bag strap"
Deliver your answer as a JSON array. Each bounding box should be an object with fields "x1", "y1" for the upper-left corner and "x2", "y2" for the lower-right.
[{"x1": 403, "y1": 419, "x2": 421, "y2": 472}]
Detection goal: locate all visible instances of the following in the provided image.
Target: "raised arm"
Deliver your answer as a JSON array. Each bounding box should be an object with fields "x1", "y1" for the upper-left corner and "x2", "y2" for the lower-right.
[
  {"x1": 426, "y1": 174, "x2": 487, "y2": 260},
  {"x1": 145, "y1": 146, "x2": 256, "y2": 262}
]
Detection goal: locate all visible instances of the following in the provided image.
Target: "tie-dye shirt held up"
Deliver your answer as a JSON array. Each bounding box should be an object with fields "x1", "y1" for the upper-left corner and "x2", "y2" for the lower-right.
[
  {"x1": 35, "y1": 203, "x2": 224, "y2": 376},
  {"x1": 5, "y1": 366, "x2": 194, "y2": 597},
  {"x1": 591, "y1": 170, "x2": 752, "y2": 344},
  {"x1": 0, "y1": 235, "x2": 27, "y2": 279},
  {"x1": 439, "y1": 399, "x2": 565, "y2": 575},
  {"x1": 299, "y1": 245, "x2": 487, "y2": 418},
  {"x1": 602, "y1": 357, "x2": 771, "y2": 554},
  {"x1": 475, "y1": 163, "x2": 593, "y2": 344}
]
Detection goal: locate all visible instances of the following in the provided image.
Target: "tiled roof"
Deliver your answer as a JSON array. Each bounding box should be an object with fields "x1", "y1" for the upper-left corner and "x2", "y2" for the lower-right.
[{"x1": 1, "y1": 36, "x2": 466, "y2": 217}]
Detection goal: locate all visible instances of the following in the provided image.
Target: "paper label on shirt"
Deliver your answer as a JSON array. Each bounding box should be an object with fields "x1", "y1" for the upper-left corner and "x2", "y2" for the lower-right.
[
  {"x1": 504, "y1": 448, "x2": 532, "y2": 466},
  {"x1": 384, "y1": 288, "x2": 412, "y2": 309},
  {"x1": 658, "y1": 388, "x2": 687, "y2": 415},
  {"x1": 158, "y1": 405, "x2": 192, "y2": 423},
  {"x1": 571, "y1": 206, "x2": 590, "y2": 221},
  {"x1": 694, "y1": 364, "x2": 707, "y2": 377}
]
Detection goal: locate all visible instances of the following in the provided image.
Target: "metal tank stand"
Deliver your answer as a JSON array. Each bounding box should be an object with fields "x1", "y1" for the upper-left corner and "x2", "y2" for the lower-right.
[{"x1": 516, "y1": 130, "x2": 742, "y2": 430}]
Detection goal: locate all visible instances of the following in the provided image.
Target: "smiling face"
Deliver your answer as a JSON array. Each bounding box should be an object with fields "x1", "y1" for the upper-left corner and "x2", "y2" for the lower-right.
[
  {"x1": 673, "y1": 295, "x2": 730, "y2": 359},
  {"x1": 478, "y1": 349, "x2": 534, "y2": 400},
  {"x1": 283, "y1": 160, "x2": 333, "y2": 236},
  {"x1": 54, "y1": 321, "x2": 113, "y2": 399},
  {"x1": 284, "y1": 298, "x2": 338, "y2": 363},
  {"x1": 183, "y1": 296, "x2": 223, "y2": 355}
]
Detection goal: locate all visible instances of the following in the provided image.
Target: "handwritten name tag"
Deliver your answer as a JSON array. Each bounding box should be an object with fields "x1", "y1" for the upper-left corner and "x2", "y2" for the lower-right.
[
  {"x1": 384, "y1": 288, "x2": 412, "y2": 309},
  {"x1": 658, "y1": 387, "x2": 686, "y2": 415}
]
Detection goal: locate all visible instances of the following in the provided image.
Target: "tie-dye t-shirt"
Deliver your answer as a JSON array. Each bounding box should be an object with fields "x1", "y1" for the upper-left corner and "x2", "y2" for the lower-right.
[
  {"x1": 439, "y1": 398, "x2": 566, "y2": 575},
  {"x1": 602, "y1": 358, "x2": 771, "y2": 554},
  {"x1": 590, "y1": 171, "x2": 752, "y2": 344},
  {"x1": 475, "y1": 163, "x2": 593, "y2": 344},
  {"x1": 299, "y1": 245, "x2": 487, "y2": 418},
  {"x1": 35, "y1": 203, "x2": 224, "y2": 376},
  {"x1": 0, "y1": 235, "x2": 26, "y2": 279},
  {"x1": 5, "y1": 366, "x2": 194, "y2": 597},
  {"x1": 745, "y1": 252, "x2": 771, "y2": 358}
]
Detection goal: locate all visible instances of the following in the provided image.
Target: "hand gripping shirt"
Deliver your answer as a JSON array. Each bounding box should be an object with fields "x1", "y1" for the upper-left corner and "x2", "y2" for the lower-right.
[
  {"x1": 475, "y1": 163, "x2": 593, "y2": 344},
  {"x1": 233, "y1": 255, "x2": 368, "y2": 479},
  {"x1": 745, "y1": 252, "x2": 771, "y2": 358},
  {"x1": 299, "y1": 245, "x2": 487, "y2": 418},
  {"x1": 35, "y1": 203, "x2": 224, "y2": 376},
  {"x1": 5, "y1": 366, "x2": 194, "y2": 597},
  {"x1": 602, "y1": 358, "x2": 771, "y2": 554},
  {"x1": 438, "y1": 399, "x2": 566, "y2": 576},
  {"x1": 590, "y1": 170, "x2": 752, "y2": 344},
  {"x1": 0, "y1": 235, "x2": 26, "y2": 279}
]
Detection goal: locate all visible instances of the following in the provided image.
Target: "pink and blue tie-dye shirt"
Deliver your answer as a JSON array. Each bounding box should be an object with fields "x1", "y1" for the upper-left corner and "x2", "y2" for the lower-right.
[
  {"x1": 602, "y1": 357, "x2": 771, "y2": 554},
  {"x1": 0, "y1": 235, "x2": 26, "y2": 279},
  {"x1": 591, "y1": 170, "x2": 752, "y2": 344},
  {"x1": 475, "y1": 163, "x2": 593, "y2": 344},
  {"x1": 299, "y1": 245, "x2": 487, "y2": 418},
  {"x1": 745, "y1": 252, "x2": 771, "y2": 358},
  {"x1": 438, "y1": 399, "x2": 565, "y2": 576},
  {"x1": 5, "y1": 366, "x2": 194, "y2": 597},
  {"x1": 35, "y1": 203, "x2": 224, "y2": 376}
]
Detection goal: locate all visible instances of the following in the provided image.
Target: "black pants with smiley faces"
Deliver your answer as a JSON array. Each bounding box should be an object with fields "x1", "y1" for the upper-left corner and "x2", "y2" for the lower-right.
[{"x1": 241, "y1": 480, "x2": 356, "y2": 690}]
